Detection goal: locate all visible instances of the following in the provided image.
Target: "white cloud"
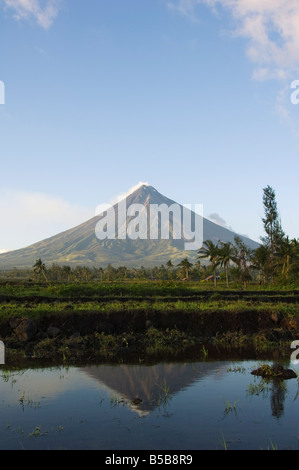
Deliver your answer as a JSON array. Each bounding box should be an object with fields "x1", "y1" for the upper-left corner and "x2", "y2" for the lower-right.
[
  {"x1": 3, "y1": 0, "x2": 62, "y2": 29},
  {"x1": 167, "y1": 0, "x2": 202, "y2": 22},
  {"x1": 167, "y1": 0, "x2": 299, "y2": 80},
  {"x1": 94, "y1": 181, "x2": 154, "y2": 216},
  {"x1": 0, "y1": 189, "x2": 93, "y2": 250},
  {"x1": 207, "y1": 212, "x2": 233, "y2": 231},
  {"x1": 109, "y1": 182, "x2": 150, "y2": 205},
  {"x1": 94, "y1": 182, "x2": 151, "y2": 217}
]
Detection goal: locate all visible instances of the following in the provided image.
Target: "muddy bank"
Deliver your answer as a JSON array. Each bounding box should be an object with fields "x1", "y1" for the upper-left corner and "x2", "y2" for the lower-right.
[
  {"x1": 1, "y1": 307, "x2": 296, "y2": 337},
  {"x1": 1, "y1": 308, "x2": 298, "y2": 364}
]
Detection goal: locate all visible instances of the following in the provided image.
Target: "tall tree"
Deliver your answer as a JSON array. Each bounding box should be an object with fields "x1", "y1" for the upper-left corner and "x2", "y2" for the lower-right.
[{"x1": 261, "y1": 186, "x2": 284, "y2": 278}]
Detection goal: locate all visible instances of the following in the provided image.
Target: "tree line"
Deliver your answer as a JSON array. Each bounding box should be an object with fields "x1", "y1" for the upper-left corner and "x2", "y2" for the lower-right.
[{"x1": 2, "y1": 185, "x2": 298, "y2": 286}]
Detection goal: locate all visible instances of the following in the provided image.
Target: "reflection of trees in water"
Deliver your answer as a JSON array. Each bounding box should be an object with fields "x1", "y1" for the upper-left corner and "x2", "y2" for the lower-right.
[
  {"x1": 269, "y1": 361, "x2": 296, "y2": 419},
  {"x1": 249, "y1": 362, "x2": 297, "y2": 420},
  {"x1": 270, "y1": 381, "x2": 287, "y2": 419}
]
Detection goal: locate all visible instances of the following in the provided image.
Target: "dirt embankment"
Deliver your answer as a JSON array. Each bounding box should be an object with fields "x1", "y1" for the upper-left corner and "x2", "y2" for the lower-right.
[{"x1": 1, "y1": 307, "x2": 297, "y2": 344}]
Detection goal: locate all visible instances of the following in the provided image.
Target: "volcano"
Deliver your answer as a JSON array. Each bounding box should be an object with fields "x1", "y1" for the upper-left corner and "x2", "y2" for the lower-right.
[{"x1": 0, "y1": 184, "x2": 259, "y2": 269}]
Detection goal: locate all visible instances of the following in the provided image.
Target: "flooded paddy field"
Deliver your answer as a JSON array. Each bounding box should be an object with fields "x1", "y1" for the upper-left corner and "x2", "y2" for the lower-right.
[{"x1": 1, "y1": 355, "x2": 299, "y2": 450}]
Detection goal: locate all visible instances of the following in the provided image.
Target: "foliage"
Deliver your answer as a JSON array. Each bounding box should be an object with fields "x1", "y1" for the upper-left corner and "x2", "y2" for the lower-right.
[{"x1": 198, "y1": 240, "x2": 220, "y2": 286}]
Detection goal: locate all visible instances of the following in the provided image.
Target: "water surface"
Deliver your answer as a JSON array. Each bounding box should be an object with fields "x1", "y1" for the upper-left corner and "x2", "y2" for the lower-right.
[{"x1": 0, "y1": 359, "x2": 298, "y2": 450}]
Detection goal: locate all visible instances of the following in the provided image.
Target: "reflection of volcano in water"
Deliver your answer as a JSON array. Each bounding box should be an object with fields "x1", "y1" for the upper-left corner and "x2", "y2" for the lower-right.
[{"x1": 81, "y1": 361, "x2": 230, "y2": 415}]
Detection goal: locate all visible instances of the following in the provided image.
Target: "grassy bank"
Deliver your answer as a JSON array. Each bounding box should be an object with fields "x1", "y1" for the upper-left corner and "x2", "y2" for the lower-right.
[{"x1": 0, "y1": 280, "x2": 298, "y2": 364}]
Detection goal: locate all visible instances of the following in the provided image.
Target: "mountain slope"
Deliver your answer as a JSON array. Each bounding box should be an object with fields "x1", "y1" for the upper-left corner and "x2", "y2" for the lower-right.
[{"x1": 0, "y1": 184, "x2": 259, "y2": 269}]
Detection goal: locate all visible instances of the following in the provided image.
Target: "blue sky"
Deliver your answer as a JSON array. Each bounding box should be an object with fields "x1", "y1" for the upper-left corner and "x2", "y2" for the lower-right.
[{"x1": 1, "y1": 0, "x2": 299, "y2": 252}]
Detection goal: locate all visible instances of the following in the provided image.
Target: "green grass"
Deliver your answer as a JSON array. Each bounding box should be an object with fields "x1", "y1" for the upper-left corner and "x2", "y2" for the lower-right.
[
  {"x1": 1, "y1": 279, "x2": 299, "y2": 299},
  {"x1": 1, "y1": 295, "x2": 299, "y2": 319},
  {"x1": 0, "y1": 280, "x2": 298, "y2": 363}
]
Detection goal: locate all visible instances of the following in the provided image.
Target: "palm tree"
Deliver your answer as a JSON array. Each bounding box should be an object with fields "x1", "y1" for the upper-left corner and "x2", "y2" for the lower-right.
[
  {"x1": 250, "y1": 245, "x2": 271, "y2": 284},
  {"x1": 193, "y1": 259, "x2": 202, "y2": 280},
  {"x1": 33, "y1": 259, "x2": 48, "y2": 283},
  {"x1": 218, "y1": 242, "x2": 234, "y2": 287},
  {"x1": 178, "y1": 258, "x2": 193, "y2": 280},
  {"x1": 232, "y1": 236, "x2": 252, "y2": 288},
  {"x1": 198, "y1": 240, "x2": 220, "y2": 286},
  {"x1": 275, "y1": 236, "x2": 298, "y2": 281},
  {"x1": 166, "y1": 259, "x2": 175, "y2": 279}
]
